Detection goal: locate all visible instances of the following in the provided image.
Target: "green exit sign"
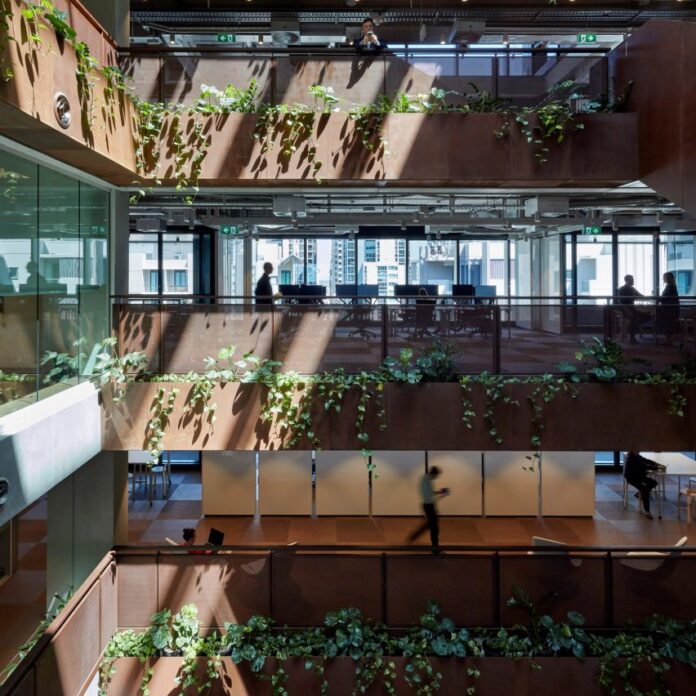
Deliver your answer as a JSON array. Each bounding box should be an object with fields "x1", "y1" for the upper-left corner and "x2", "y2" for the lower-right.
[
  {"x1": 583, "y1": 225, "x2": 602, "y2": 236},
  {"x1": 220, "y1": 225, "x2": 239, "y2": 235},
  {"x1": 217, "y1": 33, "x2": 236, "y2": 43},
  {"x1": 577, "y1": 33, "x2": 598, "y2": 44}
]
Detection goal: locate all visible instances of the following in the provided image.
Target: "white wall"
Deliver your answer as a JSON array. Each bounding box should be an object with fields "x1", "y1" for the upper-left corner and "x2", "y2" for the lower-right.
[{"x1": 0, "y1": 383, "x2": 102, "y2": 528}]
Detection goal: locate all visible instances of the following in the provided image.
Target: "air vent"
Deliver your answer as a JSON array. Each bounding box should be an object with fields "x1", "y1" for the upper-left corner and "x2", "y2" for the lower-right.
[
  {"x1": 271, "y1": 19, "x2": 300, "y2": 46},
  {"x1": 0, "y1": 478, "x2": 9, "y2": 508}
]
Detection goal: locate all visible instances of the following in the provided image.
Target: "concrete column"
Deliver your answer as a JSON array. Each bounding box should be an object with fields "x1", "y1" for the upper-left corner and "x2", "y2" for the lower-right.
[
  {"x1": 46, "y1": 451, "x2": 129, "y2": 609},
  {"x1": 111, "y1": 190, "x2": 130, "y2": 298},
  {"x1": 81, "y1": 0, "x2": 130, "y2": 47}
]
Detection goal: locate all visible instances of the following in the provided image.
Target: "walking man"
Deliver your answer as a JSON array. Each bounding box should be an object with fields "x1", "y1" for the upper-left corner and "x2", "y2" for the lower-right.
[{"x1": 406, "y1": 466, "x2": 448, "y2": 552}]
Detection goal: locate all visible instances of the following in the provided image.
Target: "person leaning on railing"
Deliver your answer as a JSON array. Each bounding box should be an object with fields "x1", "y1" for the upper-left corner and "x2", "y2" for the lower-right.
[{"x1": 352, "y1": 17, "x2": 388, "y2": 52}]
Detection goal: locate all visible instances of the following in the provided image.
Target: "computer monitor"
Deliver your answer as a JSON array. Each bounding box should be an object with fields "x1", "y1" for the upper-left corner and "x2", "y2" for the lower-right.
[
  {"x1": 357, "y1": 284, "x2": 379, "y2": 298},
  {"x1": 453, "y1": 284, "x2": 475, "y2": 298},
  {"x1": 336, "y1": 284, "x2": 358, "y2": 297},
  {"x1": 394, "y1": 285, "x2": 413, "y2": 298},
  {"x1": 279, "y1": 284, "x2": 301, "y2": 297}
]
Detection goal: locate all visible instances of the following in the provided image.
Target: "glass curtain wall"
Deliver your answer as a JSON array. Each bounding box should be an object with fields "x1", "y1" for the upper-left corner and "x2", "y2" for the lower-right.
[
  {"x1": 459, "y1": 240, "x2": 507, "y2": 298},
  {"x1": 408, "y1": 240, "x2": 456, "y2": 294},
  {"x1": 660, "y1": 235, "x2": 695, "y2": 296},
  {"x1": 0, "y1": 148, "x2": 110, "y2": 415}
]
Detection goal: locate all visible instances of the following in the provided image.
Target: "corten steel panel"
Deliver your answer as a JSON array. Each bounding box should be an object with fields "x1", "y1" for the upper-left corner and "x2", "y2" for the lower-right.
[
  {"x1": 0, "y1": 0, "x2": 136, "y2": 180},
  {"x1": 122, "y1": 56, "x2": 162, "y2": 101},
  {"x1": 682, "y1": 23, "x2": 696, "y2": 217},
  {"x1": 612, "y1": 21, "x2": 685, "y2": 210},
  {"x1": 116, "y1": 304, "x2": 162, "y2": 374},
  {"x1": 35, "y1": 582, "x2": 101, "y2": 696},
  {"x1": 385, "y1": 554, "x2": 496, "y2": 627},
  {"x1": 383, "y1": 384, "x2": 460, "y2": 451},
  {"x1": 99, "y1": 562, "x2": 118, "y2": 649},
  {"x1": 157, "y1": 553, "x2": 271, "y2": 626},
  {"x1": 499, "y1": 554, "x2": 608, "y2": 628},
  {"x1": 275, "y1": 55, "x2": 387, "y2": 107},
  {"x1": 160, "y1": 305, "x2": 272, "y2": 374},
  {"x1": 116, "y1": 555, "x2": 158, "y2": 629},
  {"x1": 160, "y1": 55, "x2": 273, "y2": 105},
  {"x1": 273, "y1": 306, "x2": 382, "y2": 374},
  {"x1": 612, "y1": 554, "x2": 696, "y2": 625},
  {"x1": 271, "y1": 554, "x2": 383, "y2": 626}
]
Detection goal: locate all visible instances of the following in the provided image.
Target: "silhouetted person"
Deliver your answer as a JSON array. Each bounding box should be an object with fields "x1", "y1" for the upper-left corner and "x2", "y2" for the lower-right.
[
  {"x1": 406, "y1": 466, "x2": 448, "y2": 552},
  {"x1": 624, "y1": 452, "x2": 664, "y2": 519},
  {"x1": 254, "y1": 262, "x2": 274, "y2": 306},
  {"x1": 21, "y1": 260, "x2": 46, "y2": 293},
  {"x1": 352, "y1": 18, "x2": 388, "y2": 52},
  {"x1": 616, "y1": 274, "x2": 649, "y2": 343},
  {"x1": 658, "y1": 271, "x2": 680, "y2": 343}
]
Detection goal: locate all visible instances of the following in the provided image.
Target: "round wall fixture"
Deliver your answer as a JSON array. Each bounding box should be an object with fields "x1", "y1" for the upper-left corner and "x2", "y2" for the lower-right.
[
  {"x1": 0, "y1": 478, "x2": 9, "y2": 508},
  {"x1": 53, "y1": 92, "x2": 71, "y2": 129}
]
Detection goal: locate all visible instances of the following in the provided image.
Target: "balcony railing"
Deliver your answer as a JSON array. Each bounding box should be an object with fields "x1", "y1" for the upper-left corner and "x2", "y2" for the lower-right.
[
  {"x1": 113, "y1": 295, "x2": 696, "y2": 376},
  {"x1": 120, "y1": 45, "x2": 610, "y2": 108}
]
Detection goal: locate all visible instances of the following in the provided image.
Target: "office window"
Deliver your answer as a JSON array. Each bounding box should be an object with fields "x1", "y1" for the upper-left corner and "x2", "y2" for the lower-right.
[
  {"x1": 358, "y1": 239, "x2": 405, "y2": 297},
  {"x1": 172, "y1": 270, "x2": 187, "y2": 289},
  {"x1": 129, "y1": 233, "x2": 160, "y2": 294},
  {"x1": 148, "y1": 271, "x2": 158, "y2": 293},
  {"x1": 489, "y1": 258, "x2": 505, "y2": 280},
  {"x1": 408, "y1": 240, "x2": 456, "y2": 294},
  {"x1": 660, "y1": 234, "x2": 695, "y2": 296}
]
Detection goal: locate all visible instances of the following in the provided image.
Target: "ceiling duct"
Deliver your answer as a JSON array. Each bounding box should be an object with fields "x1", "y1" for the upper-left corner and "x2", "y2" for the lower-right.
[
  {"x1": 271, "y1": 16, "x2": 300, "y2": 45},
  {"x1": 524, "y1": 196, "x2": 569, "y2": 217},
  {"x1": 135, "y1": 217, "x2": 167, "y2": 233},
  {"x1": 273, "y1": 196, "x2": 307, "y2": 218},
  {"x1": 447, "y1": 21, "x2": 485, "y2": 45}
]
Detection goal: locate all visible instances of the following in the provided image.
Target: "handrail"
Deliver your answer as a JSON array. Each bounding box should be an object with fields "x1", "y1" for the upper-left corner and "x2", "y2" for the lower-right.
[
  {"x1": 114, "y1": 543, "x2": 695, "y2": 554},
  {"x1": 120, "y1": 46, "x2": 611, "y2": 57},
  {"x1": 0, "y1": 552, "x2": 115, "y2": 694}
]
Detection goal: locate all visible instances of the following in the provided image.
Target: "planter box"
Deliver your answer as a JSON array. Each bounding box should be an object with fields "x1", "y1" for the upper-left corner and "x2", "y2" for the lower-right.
[
  {"x1": 101, "y1": 381, "x2": 696, "y2": 452},
  {"x1": 102, "y1": 655, "x2": 693, "y2": 696}
]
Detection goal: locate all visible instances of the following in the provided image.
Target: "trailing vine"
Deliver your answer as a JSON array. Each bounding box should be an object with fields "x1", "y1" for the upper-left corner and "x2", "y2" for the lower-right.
[
  {"x1": 99, "y1": 599, "x2": 696, "y2": 696},
  {"x1": 144, "y1": 386, "x2": 179, "y2": 465}
]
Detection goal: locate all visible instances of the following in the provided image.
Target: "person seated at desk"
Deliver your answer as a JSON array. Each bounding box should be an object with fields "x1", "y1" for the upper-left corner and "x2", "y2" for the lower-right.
[
  {"x1": 624, "y1": 451, "x2": 666, "y2": 520},
  {"x1": 180, "y1": 527, "x2": 211, "y2": 555},
  {"x1": 352, "y1": 17, "x2": 388, "y2": 52},
  {"x1": 415, "y1": 287, "x2": 436, "y2": 337}
]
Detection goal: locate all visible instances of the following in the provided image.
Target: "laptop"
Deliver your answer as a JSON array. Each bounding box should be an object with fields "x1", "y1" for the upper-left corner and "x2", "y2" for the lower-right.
[{"x1": 207, "y1": 528, "x2": 225, "y2": 547}]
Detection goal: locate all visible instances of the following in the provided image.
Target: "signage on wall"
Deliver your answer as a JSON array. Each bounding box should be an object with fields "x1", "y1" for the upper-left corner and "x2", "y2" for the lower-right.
[
  {"x1": 577, "y1": 33, "x2": 598, "y2": 44},
  {"x1": 582, "y1": 225, "x2": 602, "y2": 236},
  {"x1": 217, "y1": 34, "x2": 236, "y2": 43},
  {"x1": 220, "y1": 225, "x2": 239, "y2": 235}
]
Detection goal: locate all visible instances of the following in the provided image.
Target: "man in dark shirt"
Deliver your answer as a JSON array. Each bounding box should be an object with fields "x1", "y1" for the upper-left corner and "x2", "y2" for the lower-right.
[
  {"x1": 616, "y1": 275, "x2": 648, "y2": 343},
  {"x1": 254, "y1": 262, "x2": 274, "y2": 306},
  {"x1": 353, "y1": 18, "x2": 388, "y2": 52},
  {"x1": 624, "y1": 451, "x2": 665, "y2": 519}
]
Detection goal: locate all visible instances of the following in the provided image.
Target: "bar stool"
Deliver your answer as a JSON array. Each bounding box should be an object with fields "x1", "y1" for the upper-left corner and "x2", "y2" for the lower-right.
[{"x1": 148, "y1": 464, "x2": 169, "y2": 505}]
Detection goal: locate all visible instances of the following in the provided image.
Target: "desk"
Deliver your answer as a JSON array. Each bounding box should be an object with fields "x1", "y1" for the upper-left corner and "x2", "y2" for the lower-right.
[{"x1": 642, "y1": 452, "x2": 696, "y2": 519}]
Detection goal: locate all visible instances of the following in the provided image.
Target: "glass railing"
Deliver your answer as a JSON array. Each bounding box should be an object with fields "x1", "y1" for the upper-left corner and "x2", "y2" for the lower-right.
[
  {"x1": 112, "y1": 295, "x2": 696, "y2": 376},
  {"x1": 120, "y1": 46, "x2": 610, "y2": 108}
]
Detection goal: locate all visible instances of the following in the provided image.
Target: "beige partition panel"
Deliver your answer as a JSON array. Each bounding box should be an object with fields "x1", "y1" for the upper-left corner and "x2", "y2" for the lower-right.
[
  {"x1": 202, "y1": 452, "x2": 256, "y2": 516},
  {"x1": 315, "y1": 451, "x2": 370, "y2": 516},
  {"x1": 429, "y1": 451, "x2": 483, "y2": 516},
  {"x1": 484, "y1": 451, "x2": 539, "y2": 516},
  {"x1": 372, "y1": 451, "x2": 425, "y2": 516},
  {"x1": 259, "y1": 451, "x2": 312, "y2": 516},
  {"x1": 541, "y1": 452, "x2": 595, "y2": 517}
]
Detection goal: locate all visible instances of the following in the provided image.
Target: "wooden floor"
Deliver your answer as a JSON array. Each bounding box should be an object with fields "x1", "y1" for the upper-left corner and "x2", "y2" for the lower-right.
[{"x1": 128, "y1": 470, "x2": 693, "y2": 548}]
